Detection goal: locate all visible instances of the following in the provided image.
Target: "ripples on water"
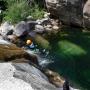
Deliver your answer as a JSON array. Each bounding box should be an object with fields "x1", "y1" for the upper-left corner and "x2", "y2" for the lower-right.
[
  {"x1": 27, "y1": 26, "x2": 89, "y2": 90},
  {"x1": 26, "y1": 48, "x2": 54, "y2": 68}
]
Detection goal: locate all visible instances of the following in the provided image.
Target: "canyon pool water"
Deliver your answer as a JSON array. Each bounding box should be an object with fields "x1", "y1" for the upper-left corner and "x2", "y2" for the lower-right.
[{"x1": 45, "y1": 26, "x2": 90, "y2": 90}]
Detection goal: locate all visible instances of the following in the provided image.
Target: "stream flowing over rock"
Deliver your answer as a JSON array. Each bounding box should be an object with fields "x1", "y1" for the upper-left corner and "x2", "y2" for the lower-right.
[
  {"x1": 0, "y1": 39, "x2": 38, "y2": 64},
  {"x1": 45, "y1": 0, "x2": 90, "y2": 28}
]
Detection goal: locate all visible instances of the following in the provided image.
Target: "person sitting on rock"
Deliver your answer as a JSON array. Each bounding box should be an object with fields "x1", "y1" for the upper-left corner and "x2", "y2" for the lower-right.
[{"x1": 26, "y1": 39, "x2": 35, "y2": 49}]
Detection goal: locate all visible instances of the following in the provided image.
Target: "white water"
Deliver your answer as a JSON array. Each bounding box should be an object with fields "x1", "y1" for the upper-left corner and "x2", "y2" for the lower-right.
[
  {"x1": 0, "y1": 39, "x2": 11, "y2": 44},
  {"x1": 0, "y1": 38, "x2": 53, "y2": 67},
  {"x1": 26, "y1": 49, "x2": 54, "y2": 67},
  {"x1": 26, "y1": 49, "x2": 79, "y2": 90}
]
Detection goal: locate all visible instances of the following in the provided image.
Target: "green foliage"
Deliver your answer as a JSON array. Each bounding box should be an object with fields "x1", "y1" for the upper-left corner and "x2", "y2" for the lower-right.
[
  {"x1": 3, "y1": 0, "x2": 44, "y2": 23},
  {"x1": 29, "y1": 4, "x2": 44, "y2": 19}
]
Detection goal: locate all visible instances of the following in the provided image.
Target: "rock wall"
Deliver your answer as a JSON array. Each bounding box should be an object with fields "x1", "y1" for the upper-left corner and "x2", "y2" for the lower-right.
[
  {"x1": 83, "y1": 0, "x2": 90, "y2": 28},
  {"x1": 45, "y1": 0, "x2": 90, "y2": 28},
  {"x1": 0, "y1": 63, "x2": 60, "y2": 90}
]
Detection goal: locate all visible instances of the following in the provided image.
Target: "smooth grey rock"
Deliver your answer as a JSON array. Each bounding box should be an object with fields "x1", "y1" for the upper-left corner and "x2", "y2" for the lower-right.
[
  {"x1": 36, "y1": 18, "x2": 50, "y2": 25},
  {"x1": 0, "y1": 63, "x2": 34, "y2": 90},
  {"x1": 13, "y1": 63, "x2": 59, "y2": 90},
  {"x1": 44, "y1": 12, "x2": 50, "y2": 18},
  {"x1": 14, "y1": 21, "x2": 28, "y2": 37},
  {"x1": 52, "y1": 25, "x2": 59, "y2": 30},
  {"x1": 45, "y1": 0, "x2": 89, "y2": 28},
  {"x1": 0, "y1": 39, "x2": 10, "y2": 44},
  {"x1": 0, "y1": 22, "x2": 14, "y2": 36},
  {"x1": 34, "y1": 25, "x2": 45, "y2": 33},
  {"x1": 14, "y1": 21, "x2": 37, "y2": 37},
  {"x1": 0, "y1": 62, "x2": 60, "y2": 90}
]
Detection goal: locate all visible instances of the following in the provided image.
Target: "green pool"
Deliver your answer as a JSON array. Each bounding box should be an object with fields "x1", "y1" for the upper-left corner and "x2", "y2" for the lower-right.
[{"x1": 46, "y1": 26, "x2": 90, "y2": 90}]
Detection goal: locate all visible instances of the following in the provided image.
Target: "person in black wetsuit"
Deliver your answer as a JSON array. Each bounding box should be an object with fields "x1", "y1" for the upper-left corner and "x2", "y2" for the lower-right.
[{"x1": 63, "y1": 79, "x2": 70, "y2": 90}]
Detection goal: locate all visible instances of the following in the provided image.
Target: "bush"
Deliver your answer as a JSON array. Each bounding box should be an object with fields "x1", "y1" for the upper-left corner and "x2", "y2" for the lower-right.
[
  {"x1": 3, "y1": 0, "x2": 44, "y2": 23},
  {"x1": 29, "y1": 4, "x2": 44, "y2": 19}
]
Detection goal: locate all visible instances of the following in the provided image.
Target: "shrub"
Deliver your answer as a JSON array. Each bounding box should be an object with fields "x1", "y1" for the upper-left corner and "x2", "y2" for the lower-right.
[
  {"x1": 3, "y1": 0, "x2": 44, "y2": 23},
  {"x1": 3, "y1": 1, "x2": 29, "y2": 23},
  {"x1": 29, "y1": 4, "x2": 44, "y2": 19}
]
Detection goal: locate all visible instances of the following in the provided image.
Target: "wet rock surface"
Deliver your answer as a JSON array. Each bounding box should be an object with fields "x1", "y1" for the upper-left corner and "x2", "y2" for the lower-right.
[
  {"x1": 0, "y1": 39, "x2": 38, "y2": 65},
  {"x1": 44, "y1": 69, "x2": 65, "y2": 87},
  {"x1": 0, "y1": 44, "x2": 25, "y2": 61}
]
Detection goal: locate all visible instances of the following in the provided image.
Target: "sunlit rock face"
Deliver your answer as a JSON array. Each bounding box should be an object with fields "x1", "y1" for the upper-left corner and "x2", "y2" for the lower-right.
[
  {"x1": 0, "y1": 63, "x2": 34, "y2": 90},
  {"x1": 13, "y1": 63, "x2": 60, "y2": 90},
  {"x1": 83, "y1": 0, "x2": 90, "y2": 28},
  {"x1": 45, "y1": 0, "x2": 90, "y2": 28},
  {"x1": 0, "y1": 63, "x2": 61, "y2": 90},
  {"x1": 45, "y1": 0, "x2": 83, "y2": 27}
]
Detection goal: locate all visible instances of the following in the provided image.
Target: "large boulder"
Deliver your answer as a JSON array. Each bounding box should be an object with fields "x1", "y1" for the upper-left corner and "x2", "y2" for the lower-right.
[
  {"x1": 0, "y1": 63, "x2": 34, "y2": 90},
  {"x1": 0, "y1": 62, "x2": 78, "y2": 90},
  {"x1": 34, "y1": 25, "x2": 45, "y2": 34},
  {"x1": 45, "y1": 0, "x2": 90, "y2": 28},
  {"x1": 0, "y1": 22, "x2": 14, "y2": 36},
  {"x1": 14, "y1": 21, "x2": 28, "y2": 37},
  {"x1": 14, "y1": 21, "x2": 37, "y2": 37},
  {"x1": 83, "y1": 0, "x2": 90, "y2": 28},
  {"x1": 13, "y1": 63, "x2": 60, "y2": 90},
  {"x1": 45, "y1": 0, "x2": 83, "y2": 27},
  {"x1": 0, "y1": 62, "x2": 62, "y2": 90}
]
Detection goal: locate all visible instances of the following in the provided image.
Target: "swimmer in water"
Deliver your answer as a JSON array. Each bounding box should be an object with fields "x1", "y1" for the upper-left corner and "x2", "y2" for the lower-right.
[{"x1": 26, "y1": 39, "x2": 35, "y2": 49}]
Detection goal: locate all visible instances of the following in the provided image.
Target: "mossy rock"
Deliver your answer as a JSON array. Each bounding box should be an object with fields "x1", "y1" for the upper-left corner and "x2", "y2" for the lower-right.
[{"x1": 34, "y1": 34, "x2": 50, "y2": 49}]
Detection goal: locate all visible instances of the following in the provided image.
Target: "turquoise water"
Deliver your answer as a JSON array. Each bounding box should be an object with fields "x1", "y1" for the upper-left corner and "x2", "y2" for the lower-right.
[{"x1": 46, "y1": 26, "x2": 90, "y2": 90}]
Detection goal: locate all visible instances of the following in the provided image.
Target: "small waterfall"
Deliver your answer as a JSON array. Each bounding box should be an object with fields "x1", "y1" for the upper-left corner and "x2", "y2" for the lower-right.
[
  {"x1": 26, "y1": 49, "x2": 54, "y2": 68},
  {"x1": 37, "y1": 55, "x2": 54, "y2": 68}
]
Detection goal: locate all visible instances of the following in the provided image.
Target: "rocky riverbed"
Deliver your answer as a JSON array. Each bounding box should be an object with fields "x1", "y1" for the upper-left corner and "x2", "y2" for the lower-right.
[
  {"x1": 0, "y1": 39, "x2": 64, "y2": 90},
  {"x1": 0, "y1": 10, "x2": 80, "y2": 90}
]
